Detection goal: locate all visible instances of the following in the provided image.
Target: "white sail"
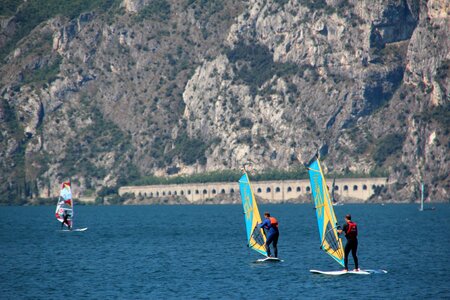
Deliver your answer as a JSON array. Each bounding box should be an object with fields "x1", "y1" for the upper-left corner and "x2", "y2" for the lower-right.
[{"x1": 55, "y1": 181, "x2": 73, "y2": 228}]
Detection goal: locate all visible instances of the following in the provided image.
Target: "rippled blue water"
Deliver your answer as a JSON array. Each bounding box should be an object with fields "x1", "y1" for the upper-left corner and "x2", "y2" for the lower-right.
[{"x1": 1, "y1": 204, "x2": 449, "y2": 299}]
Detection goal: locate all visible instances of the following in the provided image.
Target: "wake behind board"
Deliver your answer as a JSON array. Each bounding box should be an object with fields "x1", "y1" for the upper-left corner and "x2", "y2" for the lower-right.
[
  {"x1": 256, "y1": 257, "x2": 283, "y2": 263},
  {"x1": 60, "y1": 227, "x2": 88, "y2": 232},
  {"x1": 310, "y1": 269, "x2": 387, "y2": 275}
]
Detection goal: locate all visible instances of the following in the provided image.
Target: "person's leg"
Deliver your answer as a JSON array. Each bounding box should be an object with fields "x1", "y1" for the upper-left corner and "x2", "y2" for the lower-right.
[
  {"x1": 344, "y1": 242, "x2": 351, "y2": 270},
  {"x1": 352, "y1": 240, "x2": 358, "y2": 269},
  {"x1": 265, "y1": 234, "x2": 274, "y2": 257},
  {"x1": 272, "y1": 232, "x2": 279, "y2": 257}
]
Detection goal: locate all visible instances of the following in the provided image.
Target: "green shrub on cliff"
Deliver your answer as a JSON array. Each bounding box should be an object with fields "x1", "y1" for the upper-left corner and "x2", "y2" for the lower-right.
[
  {"x1": 372, "y1": 133, "x2": 405, "y2": 165},
  {"x1": 0, "y1": 0, "x2": 121, "y2": 63},
  {"x1": 134, "y1": 0, "x2": 171, "y2": 22},
  {"x1": 0, "y1": 0, "x2": 22, "y2": 16},
  {"x1": 226, "y1": 43, "x2": 299, "y2": 95},
  {"x1": 416, "y1": 103, "x2": 450, "y2": 135},
  {"x1": 23, "y1": 55, "x2": 62, "y2": 87}
]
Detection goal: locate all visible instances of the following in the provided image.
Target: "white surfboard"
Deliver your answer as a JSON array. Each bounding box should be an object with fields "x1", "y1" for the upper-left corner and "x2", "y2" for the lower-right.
[
  {"x1": 310, "y1": 269, "x2": 369, "y2": 275},
  {"x1": 256, "y1": 257, "x2": 283, "y2": 263},
  {"x1": 310, "y1": 269, "x2": 387, "y2": 275}
]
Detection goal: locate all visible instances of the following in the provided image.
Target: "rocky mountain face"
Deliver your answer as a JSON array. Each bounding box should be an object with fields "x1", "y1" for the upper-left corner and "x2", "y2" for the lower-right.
[{"x1": 0, "y1": 0, "x2": 448, "y2": 204}]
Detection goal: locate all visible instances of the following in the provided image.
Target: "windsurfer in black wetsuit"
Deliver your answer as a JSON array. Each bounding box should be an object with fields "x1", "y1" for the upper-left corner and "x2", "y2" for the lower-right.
[
  {"x1": 61, "y1": 210, "x2": 71, "y2": 230},
  {"x1": 337, "y1": 214, "x2": 359, "y2": 271}
]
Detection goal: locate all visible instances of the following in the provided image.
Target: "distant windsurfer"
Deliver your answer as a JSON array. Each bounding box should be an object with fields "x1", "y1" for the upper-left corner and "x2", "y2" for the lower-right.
[
  {"x1": 61, "y1": 210, "x2": 71, "y2": 230},
  {"x1": 337, "y1": 214, "x2": 359, "y2": 271},
  {"x1": 256, "y1": 212, "x2": 279, "y2": 258}
]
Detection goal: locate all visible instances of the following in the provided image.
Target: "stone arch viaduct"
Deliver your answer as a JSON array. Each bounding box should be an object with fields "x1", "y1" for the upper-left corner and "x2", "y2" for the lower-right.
[{"x1": 118, "y1": 177, "x2": 388, "y2": 203}]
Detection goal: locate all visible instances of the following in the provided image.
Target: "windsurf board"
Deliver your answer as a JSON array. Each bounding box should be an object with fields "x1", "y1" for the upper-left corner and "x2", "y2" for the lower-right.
[
  {"x1": 256, "y1": 257, "x2": 283, "y2": 263},
  {"x1": 60, "y1": 227, "x2": 88, "y2": 232},
  {"x1": 310, "y1": 269, "x2": 387, "y2": 275}
]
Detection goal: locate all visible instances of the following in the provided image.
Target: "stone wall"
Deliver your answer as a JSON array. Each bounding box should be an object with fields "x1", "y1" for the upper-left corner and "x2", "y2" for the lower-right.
[{"x1": 118, "y1": 177, "x2": 388, "y2": 203}]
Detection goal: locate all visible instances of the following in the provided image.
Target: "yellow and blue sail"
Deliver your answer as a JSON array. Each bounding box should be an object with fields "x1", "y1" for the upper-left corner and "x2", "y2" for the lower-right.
[
  {"x1": 239, "y1": 172, "x2": 267, "y2": 256},
  {"x1": 307, "y1": 156, "x2": 345, "y2": 267}
]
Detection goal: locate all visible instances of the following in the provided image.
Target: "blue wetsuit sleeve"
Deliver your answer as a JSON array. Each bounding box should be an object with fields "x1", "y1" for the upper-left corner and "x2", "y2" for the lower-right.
[{"x1": 258, "y1": 219, "x2": 270, "y2": 229}]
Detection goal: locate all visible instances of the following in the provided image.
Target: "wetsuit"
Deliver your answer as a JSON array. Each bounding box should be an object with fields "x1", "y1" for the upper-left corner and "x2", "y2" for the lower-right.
[
  {"x1": 62, "y1": 212, "x2": 71, "y2": 230},
  {"x1": 342, "y1": 221, "x2": 358, "y2": 270},
  {"x1": 258, "y1": 217, "x2": 279, "y2": 257}
]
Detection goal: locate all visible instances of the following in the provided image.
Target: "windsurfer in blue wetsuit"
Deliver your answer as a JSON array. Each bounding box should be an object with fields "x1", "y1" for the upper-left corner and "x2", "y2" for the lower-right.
[
  {"x1": 256, "y1": 212, "x2": 279, "y2": 258},
  {"x1": 337, "y1": 214, "x2": 359, "y2": 271}
]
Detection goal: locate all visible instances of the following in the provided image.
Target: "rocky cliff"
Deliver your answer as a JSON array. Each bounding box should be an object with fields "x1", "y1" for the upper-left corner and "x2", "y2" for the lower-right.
[{"x1": 0, "y1": 0, "x2": 448, "y2": 204}]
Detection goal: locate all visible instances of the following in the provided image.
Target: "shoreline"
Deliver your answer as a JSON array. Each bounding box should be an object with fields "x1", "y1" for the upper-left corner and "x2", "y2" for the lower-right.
[{"x1": 3, "y1": 199, "x2": 447, "y2": 206}]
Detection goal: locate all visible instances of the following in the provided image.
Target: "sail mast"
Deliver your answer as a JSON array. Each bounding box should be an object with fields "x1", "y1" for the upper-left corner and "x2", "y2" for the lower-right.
[
  {"x1": 71, "y1": 181, "x2": 74, "y2": 228},
  {"x1": 420, "y1": 182, "x2": 424, "y2": 211}
]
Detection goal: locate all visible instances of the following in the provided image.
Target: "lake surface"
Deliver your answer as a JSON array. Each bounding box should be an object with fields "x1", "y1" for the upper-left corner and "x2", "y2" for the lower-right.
[{"x1": 1, "y1": 204, "x2": 449, "y2": 299}]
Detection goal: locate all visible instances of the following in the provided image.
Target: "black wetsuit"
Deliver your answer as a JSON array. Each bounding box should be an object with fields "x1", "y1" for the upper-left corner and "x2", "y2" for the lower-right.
[
  {"x1": 342, "y1": 222, "x2": 358, "y2": 270},
  {"x1": 62, "y1": 213, "x2": 71, "y2": 230}
]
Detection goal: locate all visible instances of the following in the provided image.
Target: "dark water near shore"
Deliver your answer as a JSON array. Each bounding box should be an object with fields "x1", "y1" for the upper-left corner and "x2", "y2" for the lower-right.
[{"x1": 1, "y1": 204, "x2": 449, "y2": 299}]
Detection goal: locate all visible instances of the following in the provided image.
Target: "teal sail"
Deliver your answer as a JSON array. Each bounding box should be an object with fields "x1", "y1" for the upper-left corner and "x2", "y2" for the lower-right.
[
  {"x1": 239, "y1": 172, "x2": 267, "y2": 256},
  {"x1": 306, "y1": 155, "x2": 345, "y2": 267}
]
